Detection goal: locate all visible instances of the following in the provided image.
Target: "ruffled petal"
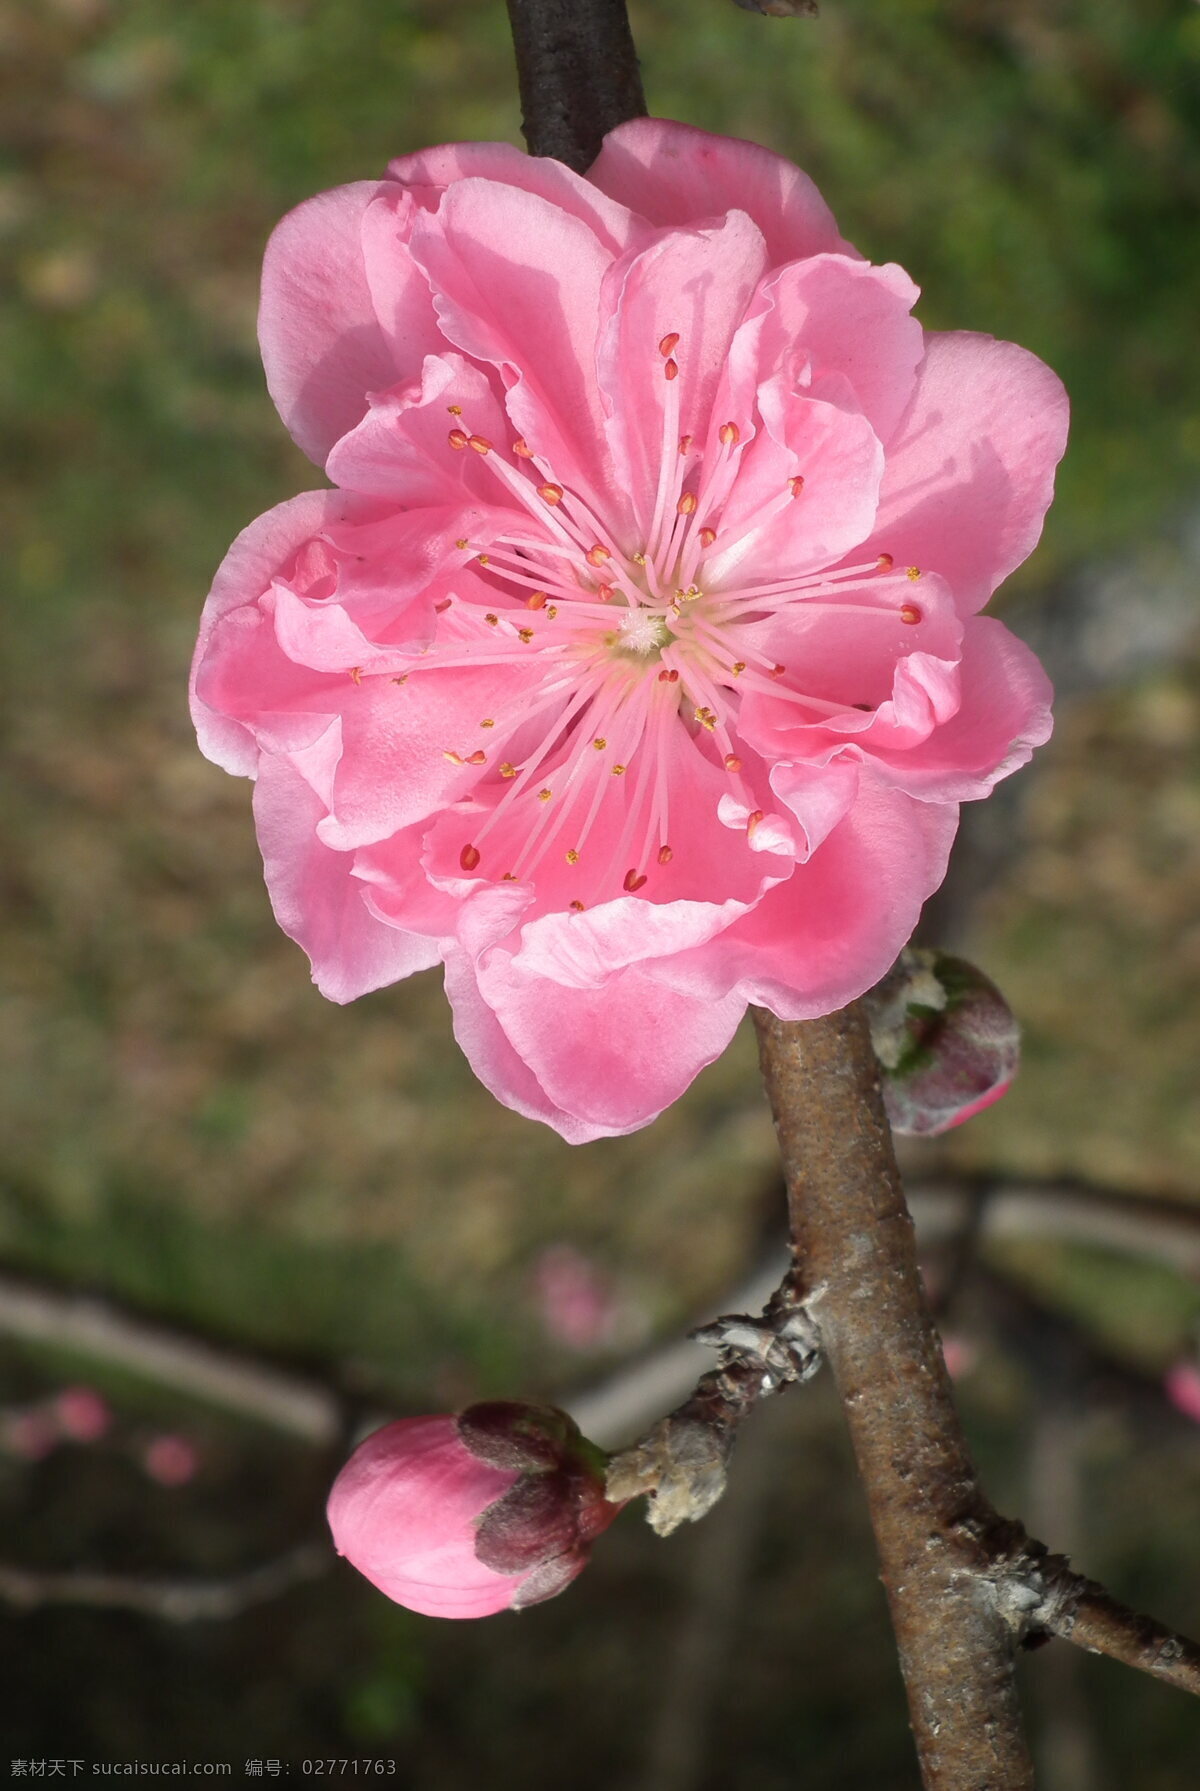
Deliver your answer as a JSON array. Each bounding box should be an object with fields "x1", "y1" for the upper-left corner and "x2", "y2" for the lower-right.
[
  {"x1": 408, "y1": 179, "x2": 619, "y2": 517},
  {"x1": 863, "y1": 332, "x2": 1069, "y2": 614},
  {"x1": 647, "y1": 778, "x2": 959, "y2": 1018},
  {"x1": 191, "y1": 491, "x2": 345, "y2": 775},
  {"x1": 443, "y1": 950, "x2": 613, "y2": 1143},
  {"x1": 752, "y1": 255, "x2": 924, "y2": 443},
  {"x1": 325, "y1": 354, "x2": 509, "y2": 506},
  {"x1": 253, "y1": 748, "x2": 440, "y2": 1003},
  {"x1": 863, "y1": 616, "x2": 1053, "y2": 800},
  {"x1": 587, "y1": 118, "x2": 852, "y2": 264},
  {"x1": 259, "y1": 182, "x2": 401, "y2": 466},
  {"x1": 462, "y1": 948, "x2": 746, "y2": 1137},
  {"x1": 387, "y1": 140, "x2": 648, "y2": 256}
]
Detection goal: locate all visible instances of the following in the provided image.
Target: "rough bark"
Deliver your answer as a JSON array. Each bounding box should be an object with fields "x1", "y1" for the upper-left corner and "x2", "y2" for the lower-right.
[
  {"x1": 753, "y1": 1003, "x2": 1036, "y2": 1789},
  {"x1": 504, "y1": 0, "x2": 646, "y2": 170}
]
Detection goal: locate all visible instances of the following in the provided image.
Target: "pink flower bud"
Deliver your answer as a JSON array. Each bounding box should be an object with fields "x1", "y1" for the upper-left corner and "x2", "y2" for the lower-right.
[
  {"x1": 53, "y1": 1386, "x2": 112, "y2": 1443},
  {"x1": 867, "y1": 948, "x2": 1020, "y2": 1137},
  {"x1": 327, "y1": 1403, "x2": 621, "y2": 1619},
  {"x1": 142, "y1": 1434, "x2": 199, "y2": 1486},
  {"x1": 1165, "y1": 1362, "x2": 1200, "y2": 1426}
]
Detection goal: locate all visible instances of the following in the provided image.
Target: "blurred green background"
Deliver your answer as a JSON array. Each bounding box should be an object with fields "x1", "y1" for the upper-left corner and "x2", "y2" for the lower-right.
[{"x1": 3, "y1": 0, "x2": 1200, "y2": 1783}]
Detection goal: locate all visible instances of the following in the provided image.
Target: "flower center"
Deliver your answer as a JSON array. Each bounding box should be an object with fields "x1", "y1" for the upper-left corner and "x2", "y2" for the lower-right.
[{"x1": 401, "y1": 336, "x2": 923, "y2": 907}]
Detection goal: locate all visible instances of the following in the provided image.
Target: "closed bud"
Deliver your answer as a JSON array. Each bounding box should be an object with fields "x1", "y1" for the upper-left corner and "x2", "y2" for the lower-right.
[
  {"x1": 866, "y1": 948, "x2": 1020, "y2": 1137},
  {"x1": 327, "y1": 1403, "x2": 621, "y2": 1619}
]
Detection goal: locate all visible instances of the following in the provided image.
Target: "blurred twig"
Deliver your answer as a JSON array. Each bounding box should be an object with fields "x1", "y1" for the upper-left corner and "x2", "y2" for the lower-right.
[
  {"x1": 0, "y1": 1543, "x2": 328, "y2": 1623},
  {"x1": 0, "y1": 1271, "x2": 340, "y2": 1444}
]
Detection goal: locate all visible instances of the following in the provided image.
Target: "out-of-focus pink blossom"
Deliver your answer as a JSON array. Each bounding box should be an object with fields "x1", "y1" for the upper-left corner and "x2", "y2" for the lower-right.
[
  {"x1": 193, "y1": 121, "x2": 1066, "y2": 1141},
  {"x1": 940, "y1": 1335, "x2": 978, "y2": 1382},
  {"x1": 142, "y1": 1434, "x2": 200, "y2": 1486},
  {"x1": 2, "y1": 1408, "x2": 60, "y2": 1461},
  {"x1": 54, "y1": 1386, "x2": 113, "y2": 1443},
  {"x1": 534, "y1": 1245, "x2": 619, "y2": 1351},
  {"x1": 1164, "y1": 1361, "x2": 1200, "y2": 1426},
  {"x1": 328, "y1": 1403, "x2": 620, "y2": 1619}
]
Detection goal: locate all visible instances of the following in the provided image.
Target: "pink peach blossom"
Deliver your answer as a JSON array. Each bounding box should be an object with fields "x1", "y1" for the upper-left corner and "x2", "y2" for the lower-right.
[
  {"x1": 534, "y1": 1244, "x2": 620, "y2": 1350},
  {"x1": 142, "y1": 1433, "x2": 200, "y2": 1486},
  {"x1": 192, "y1": 121, "x2": 1067, "y2": 1140},
  {"x1": 1165, "y1": 1362, "x2": 1200, "y2": 1426},
  {"x1": 327, "y1": 1404, "x2": 619, "y2": 1618},
  {"x1": 53, "y1": 1385, "x2": 112, "y2": 1443},
  {"x1": 2, "y1": 1408, "x2": 59, "y2": 1461}
]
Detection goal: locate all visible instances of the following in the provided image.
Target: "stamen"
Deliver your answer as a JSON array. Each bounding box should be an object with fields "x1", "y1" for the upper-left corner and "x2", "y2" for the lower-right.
[
  {"x1": 623, "y1": 869, "x2": 648, "y2": 892},
  {"x1": 657, "y1": 845, "x2": 673, "y2": 865},
  {"x1": 460, "y1": 844, "x2": 481, "y2": 871},
  {"x1": 900, "y1": 605, "x2": 922, "y2": 625},
  {"x1": 512, "y1": 438, "x2": 534, "y2": 458},
  {"x1": 448, "y1": 429, "x2": 468, "y2": 451},
  {"x1": 469, "y1": 435, "x2": 492, "y2": 455},
  {"x1": 664, "y1": 359, "x2": 679, "y2": 382},
  {"x1": 658, "y1": 332, "x2": 680, "y2": 357},
  {"x1": 538, "y1": 483, "x2": 564, "y2": 505}
]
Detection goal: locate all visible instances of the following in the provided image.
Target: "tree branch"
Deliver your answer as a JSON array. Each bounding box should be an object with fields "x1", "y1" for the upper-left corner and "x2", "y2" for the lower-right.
[
  {"x1": 753, "y1": 1002, "x2": 1036, "y2": 1790},
  {"x1": 0, "y1": 1544, "x2": 327, "y2": 1623},
  {"x1": 504, "y1": 0, "x2": 646, "y2": 169},
  {"x1": 1044, "y1": 1581, "x2": 1200, "y2": 1697}
]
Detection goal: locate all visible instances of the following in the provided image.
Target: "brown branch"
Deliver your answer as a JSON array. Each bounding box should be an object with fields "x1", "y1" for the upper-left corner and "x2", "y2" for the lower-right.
[
  {"x1": 0, "y1": 1544, "x2": 327, "y2": 1623},
  {"x1": 1045, "y1": 1581, "x2": 1200, "y2": 1698},
  {"x1": 504, "y1": 0, "x2": 646, "y2": 170},
  {"x1": 753, "y1": 1002, "x2": 1036, "y2": 1790}
]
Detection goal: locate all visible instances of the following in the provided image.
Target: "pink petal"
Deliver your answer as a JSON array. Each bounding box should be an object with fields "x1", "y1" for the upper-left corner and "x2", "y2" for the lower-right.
[
  {"x1": 315, "y1": 654, "x2": 556, "y2": 851},
  {"x1": 463, "y1": 949, "x2": 746, "y2": 1136},
  {"x1": 408, "y1": 180, "x2": 619, "y2": 518},
  {"x1": 259, "y1": 181, "x2": 401, "y2": 465},
  {"x1": 597, "y1": 212, "x2": 769, "y2": 542},
  {"x1": 707, "y1": 388, "x2": 883, "y2": 587},
  {"x1": 648, "y1": 779, "x2": 959, "y2": 1019},
  {"x1": 325, "y1": 353, "x2": 509, "y2": 506},
  {"x1": 191, "y1": 491, "x2": 353, "y2": 775},
  {"x1": 443, "y1": 949, "x2": 611, "y2": 1143},
  {"x1": 767, "y1": 756, "x2": 861, "y2": 859},
  {"x1": 253, "y1": 749, "x2": 440, "y2": 1003},
  {"x1": 753, "y1": 255, "x2": 924, "y2": 443},
  {"x1": 386, "y1": 140, "x2": 648, "y2": 256},
  {"x1": 733, "y1": 571, "x2": 963, "y2": 756},
  {"x1": 357, "y1": 187, "x2": 447, "y2": 380},
  {"x1": 864, "y1": 332, "x2": 1069, "y2": 614},
  {"x1": 587, "y1": 119, "x2": 852, "y2": 264},
  {"x1": 863, "y1": 617, "x2": 1053, "y2": 800}
]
